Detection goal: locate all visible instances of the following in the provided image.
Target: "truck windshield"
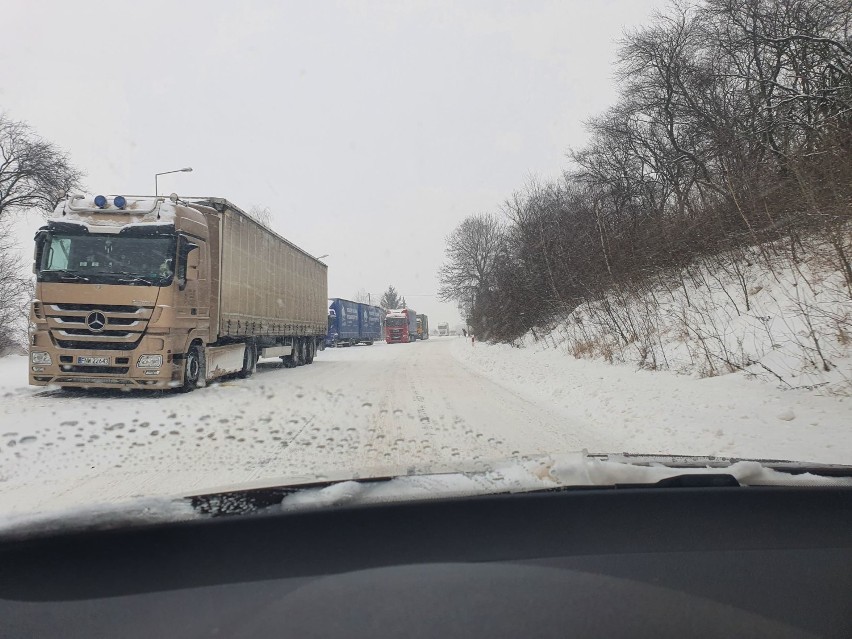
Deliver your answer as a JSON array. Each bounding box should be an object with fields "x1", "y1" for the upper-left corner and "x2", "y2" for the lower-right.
[
  {"x1": 386, "y1": 317, "x2": 407, "y2": 327},
  {"x1": 37, "y1": 233, "x2": 177, "y2": 286}
]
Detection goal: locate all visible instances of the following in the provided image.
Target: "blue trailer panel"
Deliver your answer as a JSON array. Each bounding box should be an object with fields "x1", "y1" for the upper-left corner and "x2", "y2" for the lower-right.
[
  {"x1": 359, "y1": 304, "x2": 383, "y2": 342},
  {"x1": 327, "y1": 299, "x2": 384, "y2": 346}
]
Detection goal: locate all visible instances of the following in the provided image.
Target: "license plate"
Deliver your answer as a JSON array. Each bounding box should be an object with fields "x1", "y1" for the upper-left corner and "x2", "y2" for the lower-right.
[{"x1": 77, "y1": 356, "x2": 110, "y2": 366}]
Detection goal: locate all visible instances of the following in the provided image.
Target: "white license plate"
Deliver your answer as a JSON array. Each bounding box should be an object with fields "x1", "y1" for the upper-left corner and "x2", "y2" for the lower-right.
[{"x1": 77, "y1": 356, "x2": 110, "y2": 366}]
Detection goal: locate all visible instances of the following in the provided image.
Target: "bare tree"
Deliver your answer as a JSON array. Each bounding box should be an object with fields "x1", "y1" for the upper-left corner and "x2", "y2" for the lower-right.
[
  {"x1": 438, "y1": 214, "x2": 505, "y2": 301},
  {"x1": 0, "y1": 115, "x2": 79, "y2": 353},
  {"x1": 438, "y1": 213, "x2": 506, "y2": 334},
  {"x1": 247, "y1": 205, "x2": 273, "y2": 228},
  {"x1": 0, "y1": 220, "x2": 30, "y2": 354},
  {"x1": 352, "y1": 288, "x2": 375, "y2": 304},
  {"x1": 0, "y1": 114, "x2": 83, "y2": 221}
]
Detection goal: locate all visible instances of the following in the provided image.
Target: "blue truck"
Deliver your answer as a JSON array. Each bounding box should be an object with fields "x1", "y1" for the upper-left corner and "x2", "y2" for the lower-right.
[{"x1": 326, "y1": 298, "x2": 384, "y2": 347}]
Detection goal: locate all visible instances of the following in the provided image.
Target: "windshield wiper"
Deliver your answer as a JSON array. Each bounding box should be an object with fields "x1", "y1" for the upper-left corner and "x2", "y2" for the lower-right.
[
  {"x1": 117, "y1": 276, "x2": 158, "y2": 285},
  {"x1": 115, "y1": 272, "x2": 163, "y2": 286},
  {"x1": 43, "y1": 269, "x2": 89, "y2": 282}
]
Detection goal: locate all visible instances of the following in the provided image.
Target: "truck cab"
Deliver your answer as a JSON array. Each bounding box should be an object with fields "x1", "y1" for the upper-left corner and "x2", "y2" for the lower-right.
[
  {"x1": 30, "y1": 194, "x2": 210, "y2": 390},
  {"x1": 385, "y1": 308, "x2": 417, "y2": 344}
]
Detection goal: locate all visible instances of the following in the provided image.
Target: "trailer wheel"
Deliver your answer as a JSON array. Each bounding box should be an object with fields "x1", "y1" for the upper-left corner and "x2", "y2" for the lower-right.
[
  {"x1": 238, "y1": 342, "x2": 257, "y2": 379},
  {"x1": 305, "y1": 339, "x2": 315, "y2": 364},
  {"x1": 281, "y1": 345, "x2": 296, "y2": 368},
  {"x1": 295, "y1": 338, "x2": 306, "y2": 366},
  {"x1": 181, "y1": 344, "x2": 206, "y2": 392}
]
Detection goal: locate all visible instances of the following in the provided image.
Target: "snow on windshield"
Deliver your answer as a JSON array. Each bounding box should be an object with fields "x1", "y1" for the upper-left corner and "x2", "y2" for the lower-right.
[{"x1": 1, "y1": 0, "x2": 850, "y2": 526}]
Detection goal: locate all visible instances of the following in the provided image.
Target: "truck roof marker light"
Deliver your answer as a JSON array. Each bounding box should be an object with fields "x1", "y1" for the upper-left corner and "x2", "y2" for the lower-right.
[
  {"x1": 94, "y1": 195, "x2": 108, "y2": 208},
  {"x1": 113, "y1": 195, "x2": 127, "y2": 209}
]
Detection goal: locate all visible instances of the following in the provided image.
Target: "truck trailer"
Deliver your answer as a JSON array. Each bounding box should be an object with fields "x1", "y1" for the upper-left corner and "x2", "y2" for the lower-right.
[
  {"x1": 385, "y1": 308, "x2": 417, "y2": 343},
  {"x1": 29, "y1": 194, "x2": 328, "y2": 391},
  {"x1": 326, "y1": 298, "x2": 383, "y2": 347},
  {"x1": 416, "y1": 314, "x2": 429, "y2": 340}
]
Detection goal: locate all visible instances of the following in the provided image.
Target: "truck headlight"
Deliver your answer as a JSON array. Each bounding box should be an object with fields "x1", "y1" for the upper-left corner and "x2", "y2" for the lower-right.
[
  {"x1": 31, "y1": 351, "x2": 52, "y2": 365},
  {"x1": 137, "y1": 354, "x2": 163, "y2": 368}
]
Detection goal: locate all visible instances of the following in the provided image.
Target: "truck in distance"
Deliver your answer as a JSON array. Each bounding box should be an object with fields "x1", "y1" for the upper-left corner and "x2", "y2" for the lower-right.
[
  {"x1": 437, "y1": 322, "x2": 449, "y2": 336},
  {"x1": 29, "y1": 193, "x2": 328, "y2": 392},
  {"x1": 385, "y1": 308, "x2": 417, "y2": 343},
  {"x1": 326, "y1": 298, "x2": 384, "y2": 347},
  {"x1": 416, "y1": 314, "x2": 429, "y2": 340}
]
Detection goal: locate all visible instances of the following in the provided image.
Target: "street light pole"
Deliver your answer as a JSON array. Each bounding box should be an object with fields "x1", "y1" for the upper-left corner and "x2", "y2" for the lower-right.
[{"x1": 155, "y1": 167, "x2": 193, "y2": 196}]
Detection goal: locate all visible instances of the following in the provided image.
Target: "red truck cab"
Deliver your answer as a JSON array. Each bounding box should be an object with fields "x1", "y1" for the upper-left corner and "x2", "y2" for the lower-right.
[{"x1": 385, "y1": 308, "x2": 417, "y2": 343}]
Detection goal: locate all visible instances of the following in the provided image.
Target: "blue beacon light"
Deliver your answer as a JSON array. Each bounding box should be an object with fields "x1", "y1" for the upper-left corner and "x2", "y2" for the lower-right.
[{"x1": 94, "y1": 195, "x2": 108, "y2": 208}]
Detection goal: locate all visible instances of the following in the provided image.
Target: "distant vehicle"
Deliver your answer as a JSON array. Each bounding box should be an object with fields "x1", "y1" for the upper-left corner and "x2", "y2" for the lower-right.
[
  {"x1": 385, "y1": 308, "x2": 417, "y2": 343},
  {"x1": 29, "y1": 194, "x2": 328, "y2": 391},
  {"x1": 416, "y1": 314, "x2": 429, "y2": 340},
  {"x1": 437, "y1": 322, "x2": 449, "y2": 336},
  {"x1": 326, "y1": 299, "x2": 383, "y2": 347}
]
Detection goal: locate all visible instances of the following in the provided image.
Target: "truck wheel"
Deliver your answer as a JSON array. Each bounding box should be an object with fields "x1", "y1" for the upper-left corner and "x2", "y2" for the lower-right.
[
  {"x1": 365, "y1": 341, "x2": 374, "y2": 346},
  {"x1": 181, "y1": 344, "x2": 206, "y2": 392},
  {"x1": 305, "y1": 339, "x2": 315, "y2": 364},
  {"x1": 238, "y1": 342, "x2": 257, "y2": 379},
  {"x1": 296, "y1": 338, "x2": 306, "y2": 366},
  {"x1": 281, "y1": 342, "x2": 296, "y2": 368}
]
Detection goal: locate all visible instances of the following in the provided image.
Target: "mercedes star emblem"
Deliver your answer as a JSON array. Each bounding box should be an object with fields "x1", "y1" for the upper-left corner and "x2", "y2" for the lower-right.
[{"x1": 86, "y1": 311, "x2": 107, "y2": 333}]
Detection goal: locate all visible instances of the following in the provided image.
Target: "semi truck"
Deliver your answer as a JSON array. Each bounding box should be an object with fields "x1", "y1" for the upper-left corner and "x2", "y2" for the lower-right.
[
  {"x1": 29, "y1": 193, "x2": 328, "y2": 392},
  {"x1": 326, "y1": 298, "x2": 384, "y2": 347},
  {"x1": 385, "y1": 308, "x2": 417, "y2": 343},
  {"x1": 437, "y1": 322, "x2": 449, "y2": 336},
  {"x1": 416, "y1": 314, "x2": 429, "y2": 340}
]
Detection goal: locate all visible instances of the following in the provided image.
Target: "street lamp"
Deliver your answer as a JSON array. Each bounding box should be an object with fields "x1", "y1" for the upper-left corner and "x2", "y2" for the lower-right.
[{"x1": 155, "y1": 167, "x2": 193, "y2": 196}]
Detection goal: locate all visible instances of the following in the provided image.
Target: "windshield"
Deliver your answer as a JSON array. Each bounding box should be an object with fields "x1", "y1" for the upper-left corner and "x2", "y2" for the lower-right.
[
  {"x1": 37, "y1": 233, "x2": 176, "y2": 286},
  {"x1": 1, "y1": 0, "x2": 850, "y2": 533}
]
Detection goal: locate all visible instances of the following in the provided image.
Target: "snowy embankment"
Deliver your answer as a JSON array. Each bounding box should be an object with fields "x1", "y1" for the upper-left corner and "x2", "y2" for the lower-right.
[
  {"x1": 535, "y1": 240, "x2": 851, "y2": 394},
  {"x1": 450, "y1": 337, "x2": 852, "y2": 466},
  {"x1": 451, "y1": 237, "x2": 852, "y2": 464}
]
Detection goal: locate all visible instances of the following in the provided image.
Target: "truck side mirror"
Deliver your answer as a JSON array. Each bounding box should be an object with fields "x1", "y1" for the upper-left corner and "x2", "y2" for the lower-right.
[
  {"x1": 33, "y1": 230, "x2": 48, "y2": 274},
  {"x1": 178, "y1": 240, "x2": 200, "y2": 290},
  {"x1": 186, "y1": 246, "x2": 200, "y2": 281}
]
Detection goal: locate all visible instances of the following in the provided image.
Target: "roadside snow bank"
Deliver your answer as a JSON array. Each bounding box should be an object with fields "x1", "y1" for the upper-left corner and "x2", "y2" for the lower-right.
[
  {"x1": 451, "y1": 338, "x2": 852, "y2": 465},
  {"x1": 533, "y1": 242, "x2": 851, "y2": 393}
]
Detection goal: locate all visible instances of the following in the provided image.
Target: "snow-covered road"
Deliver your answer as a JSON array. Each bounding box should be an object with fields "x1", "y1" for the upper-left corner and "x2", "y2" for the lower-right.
[
  {"x1": 0, "y1": 338, "x2": 597, "y2": 516},
  {"x1": 1, "y1": 336, "x2": 849, "y2": 518}
]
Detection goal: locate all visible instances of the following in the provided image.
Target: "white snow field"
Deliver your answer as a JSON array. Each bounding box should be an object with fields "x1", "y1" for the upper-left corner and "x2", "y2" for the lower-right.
[{"x1": 1, "y1": 336, "x2": 850, "y2": 521}]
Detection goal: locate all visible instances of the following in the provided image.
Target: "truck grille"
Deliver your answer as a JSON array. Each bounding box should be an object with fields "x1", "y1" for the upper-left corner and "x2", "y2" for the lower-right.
[{"x1": 45, "y1": 303, "x2": 153, "y2": 350}]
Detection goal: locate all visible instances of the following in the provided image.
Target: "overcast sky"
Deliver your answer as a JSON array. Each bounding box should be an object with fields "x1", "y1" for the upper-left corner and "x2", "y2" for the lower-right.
[{"x1": 3, "y1": 0, "x2": 667, "y2": 325}]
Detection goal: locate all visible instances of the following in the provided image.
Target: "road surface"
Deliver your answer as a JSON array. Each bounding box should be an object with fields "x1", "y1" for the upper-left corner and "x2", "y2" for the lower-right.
[{"x1": 0, "y1": 338, "x2": 603, "y2": 517}]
